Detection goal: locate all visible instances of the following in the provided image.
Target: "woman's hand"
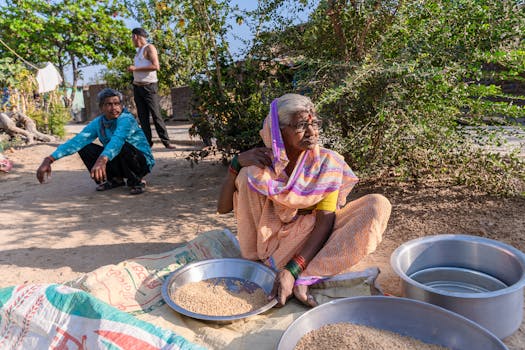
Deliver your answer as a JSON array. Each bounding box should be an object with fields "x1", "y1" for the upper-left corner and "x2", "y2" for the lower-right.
[
  {"x1": 293, "y1": 284, "x2": 318, "y2": 307},
  {"x1": 269, "y1": 269, "x2": 295, "y2": 307},
  {"x1": 238, "y1": 147, "x2": 273, "y2": 169}
]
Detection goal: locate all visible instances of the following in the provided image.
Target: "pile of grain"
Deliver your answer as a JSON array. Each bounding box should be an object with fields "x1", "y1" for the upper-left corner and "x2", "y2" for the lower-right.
[
  {"x1": 172, "y1": 279, "x2": 268, "y2": 316},
  {"x1": 294, "y1": 323, "x2": 449, "y2": 350}
]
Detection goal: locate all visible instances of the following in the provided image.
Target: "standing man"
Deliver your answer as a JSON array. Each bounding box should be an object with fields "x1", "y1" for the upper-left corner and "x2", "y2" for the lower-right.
[
  {"x1": 36, "y1": 88, "x2": 154, "y2": 195},
  {"x1": 128, "y1": 27, "x2": 175, "y2": 149}
]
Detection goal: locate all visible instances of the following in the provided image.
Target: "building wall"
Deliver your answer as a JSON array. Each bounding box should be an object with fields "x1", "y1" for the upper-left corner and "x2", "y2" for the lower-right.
[
  {"x1": 82, "y1": 84, "x2": 184, "y2": 121},
  {"x1": 83, "y1": 84, "x2": 108, "y2": 121},
  {"x1": 171, "y1": 86, "x2": 192, "y2": 121}
]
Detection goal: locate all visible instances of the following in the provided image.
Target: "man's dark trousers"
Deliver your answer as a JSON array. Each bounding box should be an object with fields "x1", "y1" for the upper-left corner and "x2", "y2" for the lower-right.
[
  {"x1": 78, "y1": 143, "x2": 148, "y2": 186},
  {"x1": 133, "y1": 82, "x2": 170, "y2": 147}
]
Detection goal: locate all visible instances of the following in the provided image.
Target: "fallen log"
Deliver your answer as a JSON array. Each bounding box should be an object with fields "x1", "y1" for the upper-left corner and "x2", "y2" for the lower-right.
[{"x1": 0, "y1": 111, "x2": 55, "y2": 144}]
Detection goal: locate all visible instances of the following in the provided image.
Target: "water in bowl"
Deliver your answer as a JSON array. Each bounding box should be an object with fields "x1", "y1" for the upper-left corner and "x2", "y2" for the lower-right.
[{"x1": 409, "y1": 267, "x2": 508, "y2": 293}]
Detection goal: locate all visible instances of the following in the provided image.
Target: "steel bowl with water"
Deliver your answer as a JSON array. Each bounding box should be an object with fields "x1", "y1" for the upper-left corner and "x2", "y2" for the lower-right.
[
  {"x1": 277, "y1": 296, "x2": 507, "y2": 350},
  {"x1": 391, "y1": 234, "x2": 525, "y2": 339},
  {"x1": 161, "y1": 258, "x2": 277, "y2": 322}
]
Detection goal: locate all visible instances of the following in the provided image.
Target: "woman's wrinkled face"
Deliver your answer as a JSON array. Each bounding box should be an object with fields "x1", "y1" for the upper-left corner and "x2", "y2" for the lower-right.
[{"x1": 281, "y1": 111, "x2": 321, "y2": 154}]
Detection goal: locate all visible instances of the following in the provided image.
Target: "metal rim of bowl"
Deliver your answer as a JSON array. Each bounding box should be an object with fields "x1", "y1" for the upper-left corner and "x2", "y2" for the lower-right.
[
  {"x1": 390, "y1": 234, "x2": 525, "y2": 299},
  {"x1": 161, "y1": 258, "x2": 278, "y2": 322},
  {"x1": 277, "y1": 296, "x2": 508, "y2": 350}
]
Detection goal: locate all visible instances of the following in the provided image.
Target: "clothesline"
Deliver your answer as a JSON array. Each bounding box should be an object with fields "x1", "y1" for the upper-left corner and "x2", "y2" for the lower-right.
[
  {"x1": 0, "y1": 38, "x2": 63, "y2": 93},
  {"x1": 0, "y1": 37, "x2": 39, "y2": 70}
]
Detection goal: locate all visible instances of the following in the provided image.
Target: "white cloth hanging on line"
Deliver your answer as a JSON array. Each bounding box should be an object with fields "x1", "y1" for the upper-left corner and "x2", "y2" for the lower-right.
[{"x1": 36, "y1": 62, "x2": 63, "y2": 93}]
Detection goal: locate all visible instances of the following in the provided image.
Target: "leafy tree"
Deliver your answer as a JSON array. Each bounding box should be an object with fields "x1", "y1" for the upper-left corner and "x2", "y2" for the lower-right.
[
  {"x1": 0, "y1": 58, "x2": 30, "y2": 94},
  {"x1": 0, "y1": 0, "x2": 130, "y2": 104},
  {"x1": 189, "y1": 58, "x2": 294, "y2": 157},
  {"x1": 0, "y1": 57, "x2": 35, "y2": 114},
  {"x1": 110, "y1": 0, "x2": 232, "y2": 94}
]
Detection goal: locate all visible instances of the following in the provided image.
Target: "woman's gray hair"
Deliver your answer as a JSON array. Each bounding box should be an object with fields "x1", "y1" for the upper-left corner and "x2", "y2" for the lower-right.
[
  {"x1": 97, "y1": 88, "x2": 123, "y2": 107},
  {"x1": 275, "y1": 93, "x2": 316, "y2": 127}
]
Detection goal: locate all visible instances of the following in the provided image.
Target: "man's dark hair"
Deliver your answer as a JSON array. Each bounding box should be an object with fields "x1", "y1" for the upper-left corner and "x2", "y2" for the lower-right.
[
  {"x1": 132, "y1": 27, "x2": 149, "y2": 38},
  {"x1": 97, "y1": 88, "x2": 123, "y2": 107}
]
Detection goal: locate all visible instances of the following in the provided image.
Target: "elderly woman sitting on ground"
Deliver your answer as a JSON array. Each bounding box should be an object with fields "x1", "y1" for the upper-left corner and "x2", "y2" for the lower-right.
[{"x1": 217, "y1": 93, "x2": 392, "y2": 307}]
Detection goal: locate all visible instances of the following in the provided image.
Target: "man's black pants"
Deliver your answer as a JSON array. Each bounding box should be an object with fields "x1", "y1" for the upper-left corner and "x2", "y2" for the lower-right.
[
  {"x1": 133, "y1": 82, "x2": 170, "y2": 147},
  {"x1": 78, "y1": 143, "x2": 148, "y2": 187}
]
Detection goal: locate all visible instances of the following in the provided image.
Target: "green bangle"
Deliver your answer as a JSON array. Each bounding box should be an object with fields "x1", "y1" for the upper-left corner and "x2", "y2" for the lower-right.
[
  {"x1": 231, "y1": 154, "x2": 242, "y2": 173},
  {"x1": 284, "y1": 259, "x2": 302, "y2": 279}
]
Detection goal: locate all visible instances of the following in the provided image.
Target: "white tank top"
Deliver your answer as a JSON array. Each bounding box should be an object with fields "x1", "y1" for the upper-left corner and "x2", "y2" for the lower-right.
[{"x1": 133, "y1": 44, "x2": 158, "y2": 84}]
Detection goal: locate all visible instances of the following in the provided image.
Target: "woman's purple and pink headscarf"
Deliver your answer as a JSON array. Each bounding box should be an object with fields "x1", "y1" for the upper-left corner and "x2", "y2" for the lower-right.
[{"x1": 246, "y1": 98, "x2": 358, "y2": 210}]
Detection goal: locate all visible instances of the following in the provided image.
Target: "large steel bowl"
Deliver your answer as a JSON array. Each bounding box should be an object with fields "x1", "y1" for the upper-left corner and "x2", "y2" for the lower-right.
[
  {"x1": 161, "y1": 258, "x2": 277, "y2": 322},
  {"x1": 391, "y1": 234, "x2": 525, "y2": 339},
  {"x1": 277, "y1": 296, "x2": 507, "y2": 350}
]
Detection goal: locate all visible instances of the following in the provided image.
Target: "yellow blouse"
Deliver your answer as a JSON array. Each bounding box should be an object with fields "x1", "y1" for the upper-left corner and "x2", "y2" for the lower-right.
[{"x1": 298, "y1": 190, "x2": 339, "y2": 214}]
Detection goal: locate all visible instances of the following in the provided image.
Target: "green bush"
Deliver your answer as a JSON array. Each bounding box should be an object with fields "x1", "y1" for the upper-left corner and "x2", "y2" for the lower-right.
[
  {"x1": 301, "y1": 0, "x2": 525, "y2": 195},
  {"x1": 29, "y1": 104, "x2": 70, "y2": 138},
  {"x1": 188, "y1": 58, "x2": 294, "y2": 160}
]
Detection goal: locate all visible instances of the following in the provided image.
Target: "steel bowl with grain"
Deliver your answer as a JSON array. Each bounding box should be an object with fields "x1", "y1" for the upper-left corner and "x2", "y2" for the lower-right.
[
  {"x1": 277, "y1": 296, "x2": 507, "y2": 350},
  {"x1": 162, "y1": 258, "x2": 277, "y2": 322}
]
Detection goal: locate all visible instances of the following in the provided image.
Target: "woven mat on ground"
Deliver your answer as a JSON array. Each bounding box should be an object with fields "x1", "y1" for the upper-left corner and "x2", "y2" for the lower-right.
[{"x1": 67, "y1": 228, "x2": 382, "y2": 350}]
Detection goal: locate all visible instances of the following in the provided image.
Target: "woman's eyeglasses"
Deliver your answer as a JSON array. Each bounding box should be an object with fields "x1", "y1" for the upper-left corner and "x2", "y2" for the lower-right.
[{"x1": 290, "y1": 119, "x2": 323, "y2": 133}]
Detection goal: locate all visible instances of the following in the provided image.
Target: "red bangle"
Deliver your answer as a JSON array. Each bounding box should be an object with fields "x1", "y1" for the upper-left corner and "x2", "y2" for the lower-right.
[
  {"x1": 294, "y1": 255, "x2": 307, "y2": 271},
  {"x1": 228, "y1": 165, "x2": 238, "y2": 175},
  {"x1": 45, "y1": 156, "x2": 55, "y2": 163}
]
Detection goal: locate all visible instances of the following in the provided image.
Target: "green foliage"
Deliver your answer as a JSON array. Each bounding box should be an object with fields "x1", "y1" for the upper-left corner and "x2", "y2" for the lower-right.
[
  {"x1": 28, "y1": 104, "x2": 70, "y2": 137},
  {"x1": 0, "y1": 0, "x2": 130, "y2": 93},
  {"x1": 291, "y1": 0, "x2": 525, "y2": 196},
  {"x1": 189, "y1": 58, "x2": 294, "y2": 159},
  {"x1": 242, "y1": 0, "x2": 525, "y2": 195},
  {"x1": 103, "y1": 55, "x2": 134, "y2": 92},
  {"x1": 312, "y1": 60, "x2": 465, "y2": 178},
  {"x1": 0, "y1": 58, "x2": 28, "y2": 89}
]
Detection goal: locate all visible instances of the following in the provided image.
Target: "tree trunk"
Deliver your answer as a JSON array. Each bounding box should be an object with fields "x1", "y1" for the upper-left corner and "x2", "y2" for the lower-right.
[
  {"x1": 68, "y1": 52, "x2": 78, "y2": 108},
  {"x1": 327, "y1": 0, "x2": 350, "y2": 61}
]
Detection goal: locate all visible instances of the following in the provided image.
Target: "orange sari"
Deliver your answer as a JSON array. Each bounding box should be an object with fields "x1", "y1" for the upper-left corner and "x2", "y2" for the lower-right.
[{"x1": 233, "y1": 99, "x2": 391, "y2": 278}]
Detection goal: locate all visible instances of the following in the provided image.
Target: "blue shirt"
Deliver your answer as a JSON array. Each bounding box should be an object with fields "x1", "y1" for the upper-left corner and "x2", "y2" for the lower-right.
[{"x1": 51, "y1": 110, "x2": 155, "y2": 170}]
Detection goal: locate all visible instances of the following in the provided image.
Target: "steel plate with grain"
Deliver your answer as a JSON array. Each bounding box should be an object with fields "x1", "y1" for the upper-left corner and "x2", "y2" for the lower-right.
[
  {"x1": 161, "y1": 258, "x2": 277, "y2": 322},
  {"x1": 277, "y1": 296, "x2": 507, "y2": 350}
]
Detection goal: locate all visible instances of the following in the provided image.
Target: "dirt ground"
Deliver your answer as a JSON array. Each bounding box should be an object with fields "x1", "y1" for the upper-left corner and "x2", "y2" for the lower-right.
[{"x1": 0, "y1": 135, "x2": 524, "y2": 349}]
